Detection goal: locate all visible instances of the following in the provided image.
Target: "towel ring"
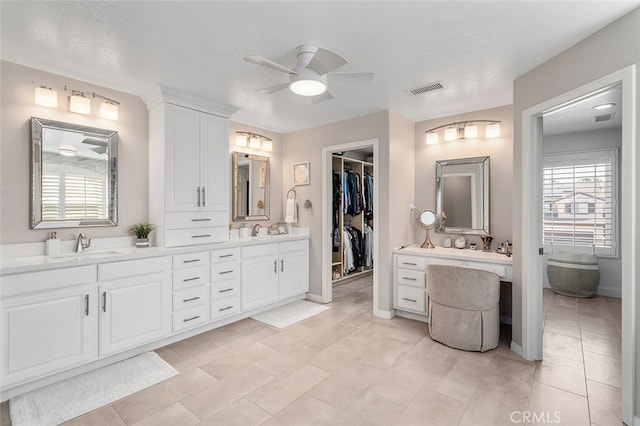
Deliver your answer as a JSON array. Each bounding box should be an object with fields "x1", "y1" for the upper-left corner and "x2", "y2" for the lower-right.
[{"x1": 287, "y1": 188, "x2": 296, "y2": 199}]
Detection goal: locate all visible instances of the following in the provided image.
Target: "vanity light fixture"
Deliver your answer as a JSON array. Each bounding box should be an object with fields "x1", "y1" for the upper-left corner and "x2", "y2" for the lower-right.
[
  {"x1": 235, "y1": 131, "x2": 273, "y2": 152},
  {"x1": 69, "y1": 92, "x2": 91, "y2": 115},
  {"x1": 32, "y1": 81, "x2": 121, "y2": 120},
  {"x1": 424, "y1": 120, "x2": 502, "y2": 145},
  {"x1": 34, "y1": 86, "x2": 58, "y2": 108}
]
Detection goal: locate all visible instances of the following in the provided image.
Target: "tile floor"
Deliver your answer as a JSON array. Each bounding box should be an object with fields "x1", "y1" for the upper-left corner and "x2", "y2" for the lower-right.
[{"x1": 0, "y1": 276, "x2": 622, "y2": 425}]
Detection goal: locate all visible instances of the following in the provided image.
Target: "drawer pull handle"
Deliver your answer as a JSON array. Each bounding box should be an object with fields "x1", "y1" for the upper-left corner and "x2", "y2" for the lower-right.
[
  {"x1": 192, "y1": 234, "x2": 212, "y2": 238},
  {"x1": 220, "y1": 306, "x2": 234, "y2": 312},
  {"x1": 197, "y1": 187, "x2": 201, "y2": 207},
  {"x1": 219, "y1": 288, "x2": 233, "y2": 293},
  {"x1": 183, "y1": 259, "x2": 200, "y2": 263},
  {"x1": 402, "y1": 277, "x2": 417, "y2": 281},
  {"x1": 219, "y1": 254, "x2": 233, "y2": 258},
  {"x1": 183, "y1": 296, "x2": 201, "y2": 302},
  {"x1": 219, "y1": 270, "x2": 234, "y2": 275},
  {"x1": 184, "y1": 315, "x2": 200, "y2": 322},
  {"x1": 102, "y1": 291, "x2": 107, "y2": 312},
  {"x1": 402, "y1": 262, "x2": 417, "y2": 266},
  {"x1": 202, "y1": 187, "x2": 206, "y2": 207},
  {"x1": 281, "y1": 259, "x2": 284, "y2": 272},
  {"x1": 402, "y1": 297, "x2": 417, "y2": 303},
  {"x1": 274, "y1": 260, "x2": 277, "y2": 274},
  {"x1": 183, "y1": 277, "x2": 200, "y2": 282},
  {"x1": 191, "y1": 218, "x2": 211, "y2": 222},
  {"x1": 85, "y1": 294, "x2": 90, "y2": 316}
]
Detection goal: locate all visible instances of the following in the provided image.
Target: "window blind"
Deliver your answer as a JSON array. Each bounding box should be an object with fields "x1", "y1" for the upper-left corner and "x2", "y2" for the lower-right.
[
  {"x1": 542, "y1": 148, "x2": 617, "y2": 256},
  {"x1": 41, "y1": 168, "x2": 106, "y2": 221}
]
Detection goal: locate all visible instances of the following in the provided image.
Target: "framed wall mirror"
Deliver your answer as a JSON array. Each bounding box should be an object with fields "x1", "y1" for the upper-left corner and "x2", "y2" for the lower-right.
[
  {"x1": 31, "y1": 117, "x2": 118, "y2": 229},
  {"x1": 435, "y1": 156, "x2": 489, "y2": 235},
  {"x1": 232, "y1": 151, "x2": 270, "y2": 221}
]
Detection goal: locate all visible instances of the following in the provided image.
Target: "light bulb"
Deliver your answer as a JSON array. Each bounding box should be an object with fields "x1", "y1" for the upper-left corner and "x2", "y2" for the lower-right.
[{"x1": 35, "y1": 87, "x2": 58, "y2": 108}]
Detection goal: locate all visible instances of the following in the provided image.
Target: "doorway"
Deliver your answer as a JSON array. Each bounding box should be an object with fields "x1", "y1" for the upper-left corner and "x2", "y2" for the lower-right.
[
  {"x1": 520, "y1": 66, "x2": 636, "y2": 423},
  {"x1": 321, "y1": 138, "x2": 379, "y2": 316}
]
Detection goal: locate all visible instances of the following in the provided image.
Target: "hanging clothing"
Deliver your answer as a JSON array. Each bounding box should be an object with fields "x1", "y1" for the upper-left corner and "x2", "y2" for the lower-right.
[
  {"x1": 363, "y1": 224, "x2": 374, "y2": 269},
  {"x1": 343, "y1": 229, "x2": 355, "y2": 273},
  {"x1": 344, "y1": 225, "x2": 363, "y2": 269}
]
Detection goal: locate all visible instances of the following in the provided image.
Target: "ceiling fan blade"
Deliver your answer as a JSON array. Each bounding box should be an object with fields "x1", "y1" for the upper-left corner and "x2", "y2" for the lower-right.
[
  {"x1": 255, "y1": 83, "x2": 290, "y2": 94},
  {"x1": 311, "y1": 91, "x2": 334, "y2": 104},
  {"x1": 244, "y1": 55, "x2": 297, "y2": 75},
  {"x1": 327, "y1": 72, "x2": 374, "y2": 89},
  {"x1": 308, "y1": 48, "x2": 348, "y2": 75}
]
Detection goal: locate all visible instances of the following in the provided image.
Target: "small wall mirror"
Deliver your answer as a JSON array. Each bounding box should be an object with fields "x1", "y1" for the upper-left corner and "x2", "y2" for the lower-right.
[
  {"x1": 31, "y1": 117, "x2": 118, "y2": 229},
  {"x1": 416, "y1": 209, "x2": 437, "y2": 248},
  {"x1": 436, "y1": 156, "x2": 489, "y2": 235},
  {"x1": 232, "y1": 151, "x2": 270, "y2": 221}
]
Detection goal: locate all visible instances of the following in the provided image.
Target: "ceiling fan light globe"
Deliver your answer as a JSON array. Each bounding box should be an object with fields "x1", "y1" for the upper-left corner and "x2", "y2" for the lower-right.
[{"x1": 290, "y1": 80, "x2": 326, "y2": 96}]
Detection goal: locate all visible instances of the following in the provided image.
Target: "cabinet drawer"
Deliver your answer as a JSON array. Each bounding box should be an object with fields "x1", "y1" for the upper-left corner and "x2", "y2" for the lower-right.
[
  {"x1": 396, "y1": 285, "x2": 427, "y2": 313},
  {"x1": 430, "y1": 260, "x2": 507, "y2": 279},
  {"x1": 211, "y1": 261, "x2": 240, "y2": 282},
  {"x1": 172, "y1": 305, "x2": 207, "y2": 332},
  {"x1": 1, "y1": 266, "x2": 94, "y2": 298},
  {"x1": 242, "y1": 243, "x2": 277, "y2": 259},
  {"x1": 173, "y1": 251, "x2": 209, "y2": 269},
  {"x1": 165, "y1": 227, "x2": 229, "y2": 247},
  {"x1": 98, "y1": 257, "x2": 170, "y2": 281},
  {"x1": 210, "y1": 278, "x2": 240, "y2": 300},
  {"x1": 210, "y1": 295, "x2": 241, "y2": 320},
  {"x1": 396, "y1": 268, "x2": 425, "y2": 288},
  {"x1": 278, "y1": 239, "x2": 308, "y2": 254},
  {"x1": 210, "y1": 247, "x2": 240, "y2": 263},
  {"x1": 173, "y1": 286, "x2": 207, "y2": 311},
  {"x1": 173, "y1": 266, "x2": 209, "y2": 290},
  {"x1": 166, "y1": 211, "x2": 227, "y2": 229},
  {"x1": 396, "y1": 255, "x2": 427, "y2": 271}
]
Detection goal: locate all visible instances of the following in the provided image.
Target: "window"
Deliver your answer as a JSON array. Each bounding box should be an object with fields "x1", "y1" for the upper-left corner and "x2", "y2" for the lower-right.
[
  {"x1": 42, "y1": 164, "x2": 106, "y2": 222},
  {"x1": 542, "y1": 148, "x2": 618, "y2": 257}
]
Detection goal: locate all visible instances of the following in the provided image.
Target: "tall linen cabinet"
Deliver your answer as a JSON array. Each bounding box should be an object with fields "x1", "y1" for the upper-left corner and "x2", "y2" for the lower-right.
[{"x1": 143, "y1": 87, "x2": 238, "y2": 247}]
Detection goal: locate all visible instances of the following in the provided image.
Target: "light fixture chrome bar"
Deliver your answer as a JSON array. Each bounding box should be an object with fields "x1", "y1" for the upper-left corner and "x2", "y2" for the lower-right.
[
  {"x1": 424, "y1": 119, "x2": 501, "y2": 134},
  {"x1": 32, "y1": 81, "x2": 120, "y2": 105},
  {"x1": 234, "y1": 131, "x2": 272, "y2": 143}
]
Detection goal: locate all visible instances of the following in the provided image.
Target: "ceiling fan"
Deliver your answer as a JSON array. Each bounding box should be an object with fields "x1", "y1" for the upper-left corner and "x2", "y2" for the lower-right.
[{"x1": 244, "y1": 44, "x2": 373, "y2": 104}]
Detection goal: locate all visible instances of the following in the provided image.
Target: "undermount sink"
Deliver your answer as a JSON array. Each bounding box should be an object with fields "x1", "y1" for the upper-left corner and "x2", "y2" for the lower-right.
[{"x1": 52, "y1": 250, "x2": 124, "y2": 259}]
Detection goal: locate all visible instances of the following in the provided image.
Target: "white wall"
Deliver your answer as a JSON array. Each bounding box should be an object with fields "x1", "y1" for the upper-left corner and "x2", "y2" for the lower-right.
[
  {"x1": 0, "y1": 60, "x2": 149, "y2": 244},
  {"x1": 542, "y1": 127, "x2": 622, "y2": 297},
  {"x1": 414, "y1": 105, "x2": 514, "y2": 247},
  {"x1": 513, "y1": 6, "x2": 640, "y2": 418}
]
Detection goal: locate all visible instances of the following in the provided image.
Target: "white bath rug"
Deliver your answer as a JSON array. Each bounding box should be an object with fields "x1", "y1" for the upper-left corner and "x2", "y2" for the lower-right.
[
  {"x1": 251, "y1": 300, "x2": 329, "y2": 328},
  {"x1": 9, "y1": 352, "x2": 178, "y2": 426}
]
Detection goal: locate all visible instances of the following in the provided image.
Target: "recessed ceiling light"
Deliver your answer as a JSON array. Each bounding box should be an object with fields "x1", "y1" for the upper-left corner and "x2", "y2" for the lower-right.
[{"x1": 593, "y1": 103, "x2": 616, "y2": 110}]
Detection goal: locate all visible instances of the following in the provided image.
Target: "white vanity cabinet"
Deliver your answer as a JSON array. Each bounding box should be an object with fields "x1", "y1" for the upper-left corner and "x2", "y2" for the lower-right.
[
  {"x1": 241, "y1": 241, "x2": 309, "y2": 311},
  {"x1": 0, "y1": 267, "x2": 97, "y2": 388},
  {"x1": 278, "y1": 240, "x2": 309, "y2": 299},
  {"x1": 241, "y1": 243, "x2": 279, "y2": 311},
  {"x1": 394, "y1": 254, "x2": 428, "y2": 315},
  {"x1": 210, "y1": 247, "x2": 241, "y2": 320},
  {"x1": 97, "y1": 257, "x2": 172, "y2": 356},
  {"x1": 147, "y1": 95, "x2": 231, "y2": 248},
  {"x1": 172, "y1": 252, "x2": 209, "y2": 332}
]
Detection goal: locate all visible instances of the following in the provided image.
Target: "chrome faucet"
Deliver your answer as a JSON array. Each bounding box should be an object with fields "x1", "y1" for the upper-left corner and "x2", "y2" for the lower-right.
[
  {"x1": 251, "y1": 224, "x2": 261, "y2": 237},
  {"x1": 75, "y1": 233, "x2": 91, "y2": 253}
]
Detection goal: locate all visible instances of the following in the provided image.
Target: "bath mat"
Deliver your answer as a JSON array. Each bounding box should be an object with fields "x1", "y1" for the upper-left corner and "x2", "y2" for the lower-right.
[
  {"x1": 9, "y1": 351, "x2": 178, "y2": 426},
  {"x1": 251, "y1": 300, "x2": 329, "y2": 328}
]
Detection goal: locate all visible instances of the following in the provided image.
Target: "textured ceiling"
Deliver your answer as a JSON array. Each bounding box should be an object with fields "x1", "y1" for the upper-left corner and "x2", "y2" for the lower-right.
[{"x1": 1, "y1": 1, "x2": 638, "y2": 133}]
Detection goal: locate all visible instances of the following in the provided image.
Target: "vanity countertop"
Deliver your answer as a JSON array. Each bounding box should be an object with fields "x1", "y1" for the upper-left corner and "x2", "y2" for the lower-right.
[
  {"x1": 394, "y1": 245, "x2": 513, "y2": 265},
  {"x1": 0, "y1": 232, "x2": 309, "y2": 276}
]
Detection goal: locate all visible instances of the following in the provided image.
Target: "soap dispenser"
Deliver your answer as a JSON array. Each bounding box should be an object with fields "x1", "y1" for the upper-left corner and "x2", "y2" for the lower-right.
[{"x1": 45, "y1": 232, "x2": 60, "y2": 256}]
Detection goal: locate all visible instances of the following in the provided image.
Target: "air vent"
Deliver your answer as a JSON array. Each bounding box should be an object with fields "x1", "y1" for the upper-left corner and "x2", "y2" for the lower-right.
[
  {"x1": 595, "y1": 113, "x2": 615, "y2": 122},
  {"x1": 407, "y1": 81, "x2": 446, "y2": 96}
]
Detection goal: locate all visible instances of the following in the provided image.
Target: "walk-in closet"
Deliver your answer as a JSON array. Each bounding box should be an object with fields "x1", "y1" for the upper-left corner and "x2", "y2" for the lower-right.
[{"x1": 331, "y1": 153, "x2": 374, "y2": 284}]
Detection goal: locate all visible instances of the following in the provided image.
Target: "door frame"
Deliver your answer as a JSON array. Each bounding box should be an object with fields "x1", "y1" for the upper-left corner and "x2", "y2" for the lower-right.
[
  {"x1": 520, "y1": 65, "x2": 636, "y2": 423},
  {"x1": 321, "y1": 139, "x2": 379, "y2": 314}
]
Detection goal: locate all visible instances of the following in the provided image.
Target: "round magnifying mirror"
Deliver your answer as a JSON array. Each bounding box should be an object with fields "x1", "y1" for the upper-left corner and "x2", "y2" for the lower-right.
[{"x1": 416, "y1": 209, "x2": 436, "y2": 248}]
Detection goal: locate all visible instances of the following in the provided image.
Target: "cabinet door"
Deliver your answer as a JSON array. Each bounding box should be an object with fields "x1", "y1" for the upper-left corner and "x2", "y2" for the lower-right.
[
  {"x1": 0, "y1": 286, "x2": 98, "y2": 388},
  {"x1": 99, "y1": 273, "x2": 171, "y2": 356},
  {"x1": 279, "y1": 247, "x2": 309, "y2": 299},
  {"x1": 199, "y1": 112, "x2": 229, "y2": 212},
  {"x1": 166, "y1": 104, "x2": 200, "y2": 212},
  {"x1": 241, "y1": 255, "x2": 279, "y2": 311}
]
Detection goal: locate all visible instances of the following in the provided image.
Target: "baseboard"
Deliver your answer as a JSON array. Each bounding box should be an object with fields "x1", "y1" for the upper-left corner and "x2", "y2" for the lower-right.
[
  {"x1": 510, "y1": 341, "x2": 523, "y2": 356},
  {"x1": 305, "y1": 293, "x2": 324, "y2": 304},
  {"x1": 374, "y1": 309, "x2": 395, "y2": 319},
  {"x1": 395, "y1": 310, "x2": 429, "y2": 323},
  {"x1": 596, "y1": 285, "x2": 621, "y2": 298}
]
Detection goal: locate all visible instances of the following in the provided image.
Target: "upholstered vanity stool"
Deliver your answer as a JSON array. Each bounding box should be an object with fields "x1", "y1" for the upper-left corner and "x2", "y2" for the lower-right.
[{"x1": 427, "y1": 264, "x2": 500, "y2": 352}]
